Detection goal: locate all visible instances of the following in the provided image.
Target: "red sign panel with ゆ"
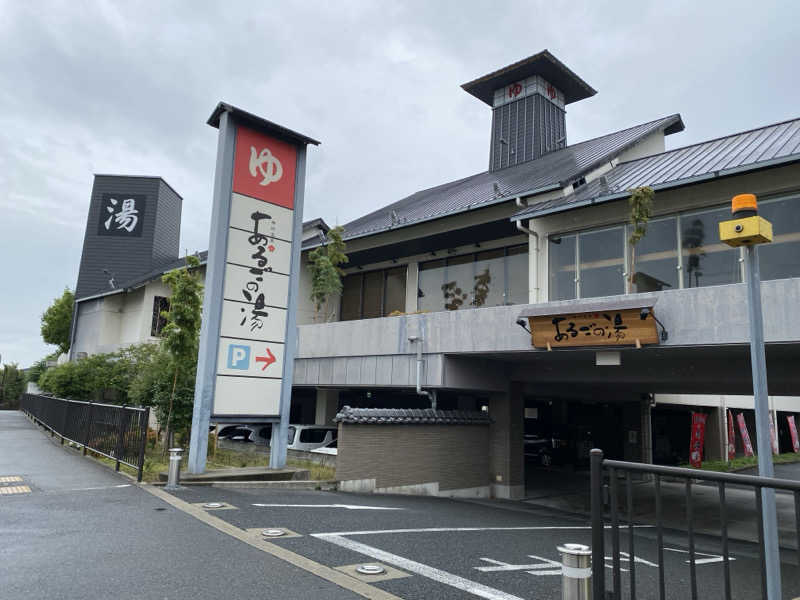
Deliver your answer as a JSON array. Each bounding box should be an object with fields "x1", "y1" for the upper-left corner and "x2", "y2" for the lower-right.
[{"x1": 232, "y1": 126, "x2": 297, "y2": 209}]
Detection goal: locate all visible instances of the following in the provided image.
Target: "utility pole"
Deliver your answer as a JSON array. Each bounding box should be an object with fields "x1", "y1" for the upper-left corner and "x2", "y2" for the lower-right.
[{"x1": 719, "y1": 193, "x2": 780, "y2": 599}]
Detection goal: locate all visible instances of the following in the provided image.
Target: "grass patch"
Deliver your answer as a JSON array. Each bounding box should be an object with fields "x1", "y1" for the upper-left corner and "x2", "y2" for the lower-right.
[
  {"x1": 681, "y1": 452, "x2": 800, "y2": 472},
  {"x1": 86, "y1": 443, "x2": 334, "y2": 482}
]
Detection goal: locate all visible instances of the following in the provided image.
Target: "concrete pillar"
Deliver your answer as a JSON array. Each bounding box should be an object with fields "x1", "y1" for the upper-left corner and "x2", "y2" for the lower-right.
[
  {"x1": 315, "y1": 389, "x2": 340, "y2": 425},
  {"x1": 405, "y1": 261, "x2": 419, "y2": 313},
  {"x1": 489, "y1": 383, "x2": 524, "y2": 499},
  {"x1": 705, "y1": 407, "x2": 723, "y2": 461}
]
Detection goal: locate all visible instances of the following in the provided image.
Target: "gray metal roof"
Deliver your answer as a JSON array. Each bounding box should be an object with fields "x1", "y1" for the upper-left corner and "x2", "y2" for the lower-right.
[
  {"x1": 207, "y1": 102, "x2": 321, "y2": 146},
  {"x1": 512, "y1": 116, "x2": 800, "y2": 221},
  {"x1": 337, "y1": 114, "x2": 683, "y2": 243},
  {"x1": 334, "y1": 406, "x2": 492, "y2": 425},
  {"x1": 461, "y1": 49, "x2": 597, "y2": 106}
]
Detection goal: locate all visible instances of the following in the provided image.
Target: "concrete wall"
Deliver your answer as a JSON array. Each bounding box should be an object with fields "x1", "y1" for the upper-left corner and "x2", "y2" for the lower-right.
[{"x1": 336, "y1": 423, "x2": 490, "y2": 497}]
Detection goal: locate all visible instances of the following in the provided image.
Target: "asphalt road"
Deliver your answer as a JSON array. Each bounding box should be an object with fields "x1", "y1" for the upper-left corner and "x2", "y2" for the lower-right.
[
  {"x1": 166, "y1": 485, "x2": 800, "y2": 599},
  {"x1": 0, "y1": 411, "x2": 360, "y2": 600},
  {"x1": 4, "y1": 410, "x2": 799, "y2": 599}
]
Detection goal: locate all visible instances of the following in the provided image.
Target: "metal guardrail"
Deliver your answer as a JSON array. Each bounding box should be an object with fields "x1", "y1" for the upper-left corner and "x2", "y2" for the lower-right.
[
  {"x1": 20, "y1": 393, "x2": 150, "y2": 482},
  {"x1": 590, "y1": 448, "x2": 800, "y2": 600}
]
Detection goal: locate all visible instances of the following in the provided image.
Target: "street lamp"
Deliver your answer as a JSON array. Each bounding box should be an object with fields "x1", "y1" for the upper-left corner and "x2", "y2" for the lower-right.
[{"x1": 719, "y1": 193, "x2": 780, "y2": 600}]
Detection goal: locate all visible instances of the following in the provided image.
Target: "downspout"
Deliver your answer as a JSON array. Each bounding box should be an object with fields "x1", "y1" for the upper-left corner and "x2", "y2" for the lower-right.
[
  {"x1": 408, "y1": 336, "x2": 437, "y2": 409},
  {"x1": 514, "y1": 196, "x2": 540, "y2": 303}
]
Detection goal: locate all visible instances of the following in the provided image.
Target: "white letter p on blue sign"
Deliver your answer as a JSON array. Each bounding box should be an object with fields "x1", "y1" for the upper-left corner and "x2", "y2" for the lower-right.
[{"x1": 227, "y1": 344, "x2": 250, "y2": 370}]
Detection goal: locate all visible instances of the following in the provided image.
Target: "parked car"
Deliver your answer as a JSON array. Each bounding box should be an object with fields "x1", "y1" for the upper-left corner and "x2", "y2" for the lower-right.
[
  {"x1": 248, "y1": 424, "x2": 337, "y2": 452},
  {"x1": 310, "y1": 437, "x2": 338, "y2": 456},
  {"x1": 217, "y1": 425, "x2": 256, "y2": 443},
  {"x1": 524, "y1": 426, "x2": 570, "y2": 466}
]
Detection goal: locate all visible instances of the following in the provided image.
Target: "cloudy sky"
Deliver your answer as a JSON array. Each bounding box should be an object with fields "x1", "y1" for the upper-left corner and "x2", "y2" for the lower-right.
[{"x1": 1, "y1": 1, "x2": 798, "y2": 367}]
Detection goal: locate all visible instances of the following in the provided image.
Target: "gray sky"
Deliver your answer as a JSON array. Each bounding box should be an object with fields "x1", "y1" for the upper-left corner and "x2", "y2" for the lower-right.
[{"x1": 1, "y1": 1, "x2": 798, "y2": 367}]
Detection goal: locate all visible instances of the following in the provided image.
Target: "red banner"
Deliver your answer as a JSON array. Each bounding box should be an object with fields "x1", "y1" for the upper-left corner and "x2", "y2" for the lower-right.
[
  {"x1": 788, "y1": 416, "x2": 800, "y2": 453},
  {"x1": 689, "y1": 412, "x2": 707, "y2": 468},
  {"x1": 769, "y1": 413, "x2": 779, "y2": 455},
  {"x1": 737, "y1": 413, "x2": 754, "y2": 457},
  {"x1": 727, "y1": 410, "x2": 736, "y2": 460}
]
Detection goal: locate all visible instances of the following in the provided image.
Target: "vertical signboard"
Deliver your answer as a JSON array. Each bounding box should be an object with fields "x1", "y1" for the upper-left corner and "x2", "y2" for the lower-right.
[
  {"x1": 727, "y1": 409, "x2": 736, "y2": 461},
  {"x1": 787, "y1": 416, "x2": 800, "y2": 453},
  {"x1": 188, "y1": 103, "x2": 319, "y2": 474},
  {"x1": 737, "y1": 413, "x2": 755, "y2": 457}
]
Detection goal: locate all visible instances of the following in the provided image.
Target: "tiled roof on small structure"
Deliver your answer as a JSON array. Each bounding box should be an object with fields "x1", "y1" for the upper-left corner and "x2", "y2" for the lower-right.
[{"x1": 334, "y1": 406, "x2": 492, "y2": 425}]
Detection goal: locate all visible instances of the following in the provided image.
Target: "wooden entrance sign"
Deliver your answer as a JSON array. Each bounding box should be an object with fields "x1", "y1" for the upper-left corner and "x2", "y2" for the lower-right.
[{"x1": 526, "y1": 307, "x2": 659, "y2": 349}]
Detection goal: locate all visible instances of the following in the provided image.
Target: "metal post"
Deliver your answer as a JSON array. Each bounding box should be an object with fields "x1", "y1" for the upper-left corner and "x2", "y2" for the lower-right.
[
  {"x1": 590, "y1": 449, "x2": 605, "y2": 599},
  {"x1": 83, "y1": 402, "x2": 94, "y2": 456},
  {"x1": 270, "y1": 144, "x2": 308, "y2": 470},
  {"x1": 558, "y1": 543, "x2": 592, "y2": 600},
  {"x1": 166, "y1": 448, "x2": 183, "y2": 489},
  {"x1": 114, "y1": 405, "x2": 128, "y2": 472},
  {"x1": 136, "y1": 407, "x2": 150, "y2": 483},
  {"x1": 188, "y1": 109, "x2": 236, "y2": 475},
  {"x1": 744, "y1": 243, "x2": 781, "y2": 600}
]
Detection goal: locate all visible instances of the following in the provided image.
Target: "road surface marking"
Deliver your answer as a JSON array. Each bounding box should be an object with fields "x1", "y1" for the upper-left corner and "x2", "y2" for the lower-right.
[
  {"x1": 0, "y1": 485, "x2": 31, "y2": 495},
  {"x1": 143, "y1": 485, "x2": 403, "y2": 600},
  {"x1": 0, "y1": 476, "x2": 23, "y2": 483},
  {"x1": 252, "y1": 503, "x2": 403, "y2": 511},
  {"x1": 66, "y1": 484, "x2": 132, "y2": 492},
  {"x1": 314, "y1": 533, "x2": 526, "y2": 600},
  {"x1": 476, "y1": 555, "x2": 563, "y2": 576},
  {"x1": 313, "y1": 524, "x2": 652, "y2": 537},
  {"x1": 664, "y1": 547, "x2": 735, "y2": 565}
]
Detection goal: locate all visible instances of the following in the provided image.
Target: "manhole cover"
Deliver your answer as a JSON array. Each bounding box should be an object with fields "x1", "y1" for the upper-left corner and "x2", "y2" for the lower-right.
[
  {"x1": 203, "y1": 502, "x2": 224, "y2": 509},
  {"x1": 356, "y1": 564, "x2": 386, "y2": 575},
  {"x1": 261, "y1": 528, "x2": 285, "y2": 538}
]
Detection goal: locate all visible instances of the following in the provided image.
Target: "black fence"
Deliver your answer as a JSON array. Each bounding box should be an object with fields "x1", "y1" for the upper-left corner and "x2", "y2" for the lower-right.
[
  {"x1": 590, "y1": 449, "x2": 800, "y2": 600},
  {"x1": 21, "y1": 394, "x2": 150, "y2": 482}
]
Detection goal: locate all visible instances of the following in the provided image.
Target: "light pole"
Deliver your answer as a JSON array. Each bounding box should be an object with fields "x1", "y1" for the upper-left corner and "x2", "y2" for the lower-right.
[{"x1": 719, "y1": 193, "x2": 780, "y2": 599}]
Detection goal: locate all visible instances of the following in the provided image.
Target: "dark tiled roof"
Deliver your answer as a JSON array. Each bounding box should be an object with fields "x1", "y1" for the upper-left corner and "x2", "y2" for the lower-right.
[
  {"x1": 513, "y1": 116, "x2": 800, "y2": 221},
  {"x1": 334, "y1": 406, "x2": 492, "y2": 425},
  {"x1": 337, "y1": 114, "x2": 683, "y2": 243}
]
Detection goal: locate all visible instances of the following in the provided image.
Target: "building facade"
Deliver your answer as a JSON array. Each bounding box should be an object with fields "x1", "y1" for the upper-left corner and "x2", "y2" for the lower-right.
[{"x1": 70, "y1": 51, "x2": 800, "y2": 498}]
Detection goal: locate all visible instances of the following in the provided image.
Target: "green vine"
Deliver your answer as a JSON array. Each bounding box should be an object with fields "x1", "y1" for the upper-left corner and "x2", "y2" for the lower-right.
[{"x1": 628, "y1": 186, "x2": 655, "y2": 287}]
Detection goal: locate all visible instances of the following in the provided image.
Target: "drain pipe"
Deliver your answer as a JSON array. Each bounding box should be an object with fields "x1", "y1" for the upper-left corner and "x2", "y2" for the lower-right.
[
  {"x1": 515, "y1": 218, "x2": 540, "y2": 303},
  {"x1": 408, "y1": 336, "x2": 437, "y2": 410}
]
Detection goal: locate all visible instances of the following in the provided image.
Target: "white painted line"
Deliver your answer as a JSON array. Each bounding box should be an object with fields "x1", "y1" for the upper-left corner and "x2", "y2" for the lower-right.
[
  {"x1": 252, "y1": 503, "x2": 403, "y2": 511},
  {"x1": 66, "y1": 484, "x2": 132, "y2": 492},
  {"x1": 313, "y1": 524, "x2": 652, "y2": 537},
  {"x1": 315, "y1": 533, "x2": 526, "y2": 600},
  {"x1": 663, "y1": 547, "x2": 734, "y2": 565}
]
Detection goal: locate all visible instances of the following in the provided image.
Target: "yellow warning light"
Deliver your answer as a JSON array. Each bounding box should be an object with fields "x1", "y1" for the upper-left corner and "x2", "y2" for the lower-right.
[
  {"x1": 720, "y1": 193, "x2": 772, "y2": 247},
  {"x1": 731, "y1": 193, "x2": 758, "y2": 217}
]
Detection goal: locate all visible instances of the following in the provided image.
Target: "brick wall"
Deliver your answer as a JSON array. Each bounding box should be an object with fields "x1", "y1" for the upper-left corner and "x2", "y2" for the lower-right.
[{"x1": 336, "y1": 423, "x2": 490, "y2": 492}]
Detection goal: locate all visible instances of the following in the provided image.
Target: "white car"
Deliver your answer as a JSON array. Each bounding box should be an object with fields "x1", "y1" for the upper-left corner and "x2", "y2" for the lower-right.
[{"x1": 248, "y1": 424, "x2": 337, "y2": 452}]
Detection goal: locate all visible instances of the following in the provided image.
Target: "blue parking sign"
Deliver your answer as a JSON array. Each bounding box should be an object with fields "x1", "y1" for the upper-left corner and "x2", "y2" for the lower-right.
[{"x1": 227, "y1": 344, "x2": 250, "y2": 370}]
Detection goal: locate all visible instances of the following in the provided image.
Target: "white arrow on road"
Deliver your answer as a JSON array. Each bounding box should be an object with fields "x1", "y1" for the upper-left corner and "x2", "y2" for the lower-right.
[{"x1": 252, "y1": 503, "x2": 403, "y2": 511}]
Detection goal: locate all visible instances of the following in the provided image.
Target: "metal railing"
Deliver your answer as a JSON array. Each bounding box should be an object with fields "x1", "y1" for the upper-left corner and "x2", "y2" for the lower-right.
[
  {"x1": 590, "y1": 448, "x2": 800, "y2": 600},
  {"x1": 21, "y1": 394, "x2": 150, "y2": 482}
]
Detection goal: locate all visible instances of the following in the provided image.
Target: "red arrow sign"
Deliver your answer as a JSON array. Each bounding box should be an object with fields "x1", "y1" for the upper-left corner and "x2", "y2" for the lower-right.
[{"x1": 255, "y1": 348, "x2": 276, "y2": 370}]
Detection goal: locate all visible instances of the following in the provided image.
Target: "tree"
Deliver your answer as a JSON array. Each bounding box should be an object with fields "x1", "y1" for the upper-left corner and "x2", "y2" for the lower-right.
[
  {"x1": 627, "y1": 186, "x2": 655, "y2": 290},
  {"x1": 159, "y1": 255, "x2": 203, "y2": 447},
  {"x1": 1, "y1": 364, "x2": 26, "y2": 408},
  {"x1": 41, "y1": 288, "x2": 74, "y2": 354},
  {"x1": 308, "y1": 226, "x2": 348, "y2": 322}
]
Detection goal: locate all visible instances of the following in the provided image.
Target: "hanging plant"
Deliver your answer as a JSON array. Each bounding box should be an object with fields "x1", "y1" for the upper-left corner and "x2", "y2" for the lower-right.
[{"x1": 628, "y1": 186, "x2": 655, "y2": 288}]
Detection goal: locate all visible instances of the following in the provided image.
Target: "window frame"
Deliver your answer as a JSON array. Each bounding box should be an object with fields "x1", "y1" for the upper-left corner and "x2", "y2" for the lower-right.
[{"x1": 339, "y1": 265, "x2": 408, "y2": 321}]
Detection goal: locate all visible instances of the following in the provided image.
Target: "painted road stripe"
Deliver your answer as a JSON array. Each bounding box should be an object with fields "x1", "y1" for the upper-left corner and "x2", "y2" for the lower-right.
[
  {"x1": 143, "y1": 485, "x2": 403, "y2": 600},
  {"x1": 0, "y1": 476, "x2": 23, "y2": 483},
  {"x1": 67, "y1": 484, "x2": 132, "y2": 492},
  {"x1": 252, "y1": 503, "x2": 403, "y2": 511},
  {"x1": 314, "y1": 533, "x2": 526, "y2": 600},
  {"x1": 313, "y1": 524, "x2": 653, "y2": 537},
  {"x1": 0, "y1": 485, "x2": 31, "y2": 495}
]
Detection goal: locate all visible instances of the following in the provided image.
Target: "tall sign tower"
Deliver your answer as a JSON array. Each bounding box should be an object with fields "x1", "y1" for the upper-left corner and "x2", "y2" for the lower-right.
[{"x1": 188, "y1": 103, "x2": 319, "y2": 473}]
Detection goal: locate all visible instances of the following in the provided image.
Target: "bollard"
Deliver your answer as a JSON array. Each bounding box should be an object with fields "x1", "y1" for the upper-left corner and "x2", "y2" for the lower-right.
[
  {"x1": 166, "y1": 448, "x2": 183, "y2": 489},
  {"x1": 558, "y1": 543, "x2": 592, "y2": 600}
]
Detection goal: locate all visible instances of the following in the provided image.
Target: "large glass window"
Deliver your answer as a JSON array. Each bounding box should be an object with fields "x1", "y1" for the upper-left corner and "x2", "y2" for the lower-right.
[
  {"x1": 579, "y1": 226, "x2": 625, "y2": 298},
  {"x1": 681, "y1": 207, "x2": 740, "y2": 288},
  {"x1": 506, "y1": 245, "x2": 529, "y2": 305},
  {"x1": 417, "y1": 244, "x2": 529, "y2": 312},
  {"x1": 628, "y1": 216, "x2": 678, "y2": 293},
  {"x1": 549, "y1": 234, "x2": 576, "y2": 300},
  {"x1": 758, "y1": 196, "x2": 800, "y2": 281},
  {"x1": 339, "y1": 266, "x2": 408, "y2": 321}
]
